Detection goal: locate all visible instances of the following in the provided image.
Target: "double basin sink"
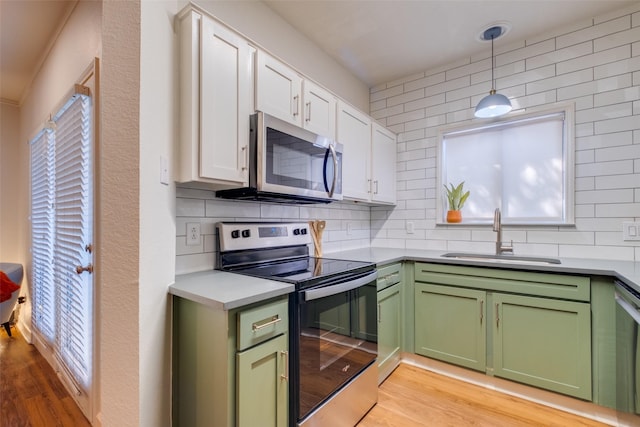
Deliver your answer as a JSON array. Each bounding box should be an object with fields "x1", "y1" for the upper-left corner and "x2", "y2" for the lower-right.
[{"x1": 441, "y1": 252, "x2": 561, "y2": 265}]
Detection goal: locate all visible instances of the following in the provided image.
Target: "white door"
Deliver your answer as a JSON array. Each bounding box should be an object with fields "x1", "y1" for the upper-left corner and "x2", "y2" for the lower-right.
[
  {"x1": 30, "y1": 77, "x2": 95, "y2": 419},
  {"x1": 302, "y1": 80, "x2": 336, "y2": 139}
]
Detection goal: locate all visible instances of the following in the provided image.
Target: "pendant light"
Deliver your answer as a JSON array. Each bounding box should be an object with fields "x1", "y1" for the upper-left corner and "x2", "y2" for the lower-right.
[{"x1": 475, "y1": 26, "x2": 512, "y2": 118}]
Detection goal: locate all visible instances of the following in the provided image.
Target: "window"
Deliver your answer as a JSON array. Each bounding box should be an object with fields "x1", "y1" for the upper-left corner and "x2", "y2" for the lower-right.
[{"x1": 437, "y1": 104, "x2": 574, "y2": 225}]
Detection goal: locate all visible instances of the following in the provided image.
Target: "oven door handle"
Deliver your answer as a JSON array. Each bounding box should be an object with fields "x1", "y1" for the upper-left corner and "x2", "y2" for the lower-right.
[
  {"x1": 615, "y1": 290, "x2": 640, "y2": 326},
  {"x1": 304, "y1": 271, "x2": 378, "y2": 302}
]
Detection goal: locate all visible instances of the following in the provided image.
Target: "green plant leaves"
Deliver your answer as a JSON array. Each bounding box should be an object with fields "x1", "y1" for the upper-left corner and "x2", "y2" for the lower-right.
[{"x1": 444, "y1": 181, "x2": 470, "y2": 211}]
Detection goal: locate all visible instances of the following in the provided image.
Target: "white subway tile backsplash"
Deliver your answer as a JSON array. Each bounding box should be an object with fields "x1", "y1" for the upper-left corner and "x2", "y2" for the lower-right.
[
  {"x1": 595, "y1": 115, "x2": 640, "y2": 134},
  {"x1": 404, "y1": 72, "x2": 446, "y2": 92},
  {"x1": 596, "y1": 202, "x2": 640, "y2": 217},
  {"x1": 576, "y1": 189, "x2": 634, "y2": 204},
  {"x1": 387, "y1": 88, "x2": 425, "y2": 107},
  {"x1": 576, "y1": 102, "x2": 633, "y2": 124},
  {"x1": 575, "y1": 176, "x2": 595, "y2": 191},
  {"x1": 176, "y1": 197, "x2": 205, "y2": 217},
  {"x1": 594, "y1": 56, "x2": 640, "y2": 79},
  {"x1": 527, "y1": 69, "x2": 593, "y2": 94},
  {"x1": 594, "y1": 26, "x2": 640, "y2": 52},
  {"x1": 496, "y1": 39, "x2": 555, "y2": 67},
  {"x1": 594, "y1": 86, "x2": 640, "y2": 106},
  {"x1": 559, "y1": 244, "x2": 634, "y2": 260},
  {"x1": 526, "y1": 41, "x2": 593, "y2": 70},
  {"x1": 595, "y1": 143, "x2": 640, "y2": 162},
  {"x1": 577, "y1": 131, "x2": 632, "y2": 150},
  {"x1": 370, "y1": 84, "x2": 403, "y2": 103},
  {"x1": 576, "y1": 160, "x2": 634, "y2": 177},
  {"x1": 556, "y1": 16, "x2": 630, "y2": 49},
  {"x1": 557, "y1": 45, "x2": 630, "y2": 75},
  {"x1": 596, "y1": 173, "x2": 640, "y2": 190},
  {"x1": 405, "y1": 93, "x2": 446, "y2": 112}
]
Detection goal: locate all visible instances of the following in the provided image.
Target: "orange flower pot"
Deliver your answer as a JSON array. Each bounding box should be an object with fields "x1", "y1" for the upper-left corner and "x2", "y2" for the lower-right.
[{"x1": 446, "y1": 210, "x2": 462, "y2": 223}]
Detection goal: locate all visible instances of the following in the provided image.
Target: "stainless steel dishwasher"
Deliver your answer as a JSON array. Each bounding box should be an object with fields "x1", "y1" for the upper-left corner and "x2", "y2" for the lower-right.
[{"x1": 615, "y1": 279, "x2": 640, "y2": 426}]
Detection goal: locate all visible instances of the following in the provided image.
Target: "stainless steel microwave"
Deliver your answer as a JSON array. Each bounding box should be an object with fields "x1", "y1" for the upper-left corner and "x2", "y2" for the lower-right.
[{"x1": 216, "y1": 111, "x2": 343, "y2": 204}]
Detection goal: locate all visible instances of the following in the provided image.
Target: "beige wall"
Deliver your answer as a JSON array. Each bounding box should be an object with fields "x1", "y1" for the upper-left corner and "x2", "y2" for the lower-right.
[
  {"x1": 100, "y1": 0, "x2": 141, "y2": 426},
  {"x1": 0, "y1": 103, "x2": 23, "y2": 263}
]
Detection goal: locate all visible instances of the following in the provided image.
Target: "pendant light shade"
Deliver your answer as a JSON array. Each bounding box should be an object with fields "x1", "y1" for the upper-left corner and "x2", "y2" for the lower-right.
[
  {"x1": 475, "y1": 26, "x2": 512, "y2": 118},
  {"x1": 475, "y1": 90, "x2": 512, "y2": 118}
]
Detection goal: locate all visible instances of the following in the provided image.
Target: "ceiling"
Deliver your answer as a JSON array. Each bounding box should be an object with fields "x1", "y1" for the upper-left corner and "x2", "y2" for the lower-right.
[
  {"x1": 0, "y1": 0, "x2": 635, "y2": 104},
  {"x1": 263, "y1": 0, "x2": 636, "y2": 87}
]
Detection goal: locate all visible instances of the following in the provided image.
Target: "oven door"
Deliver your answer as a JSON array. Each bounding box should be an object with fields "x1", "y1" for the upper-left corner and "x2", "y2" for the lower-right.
[
  {"x1": 293, "y1": 271, "x2": 377, "y2": 423},
  {"x1": 256, "y1": 112, "x2": 343, "y2": 201}
]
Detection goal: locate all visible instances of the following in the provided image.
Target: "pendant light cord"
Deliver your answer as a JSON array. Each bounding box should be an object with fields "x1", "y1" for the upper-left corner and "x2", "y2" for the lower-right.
[{"x1": 491, "y1": 34, "x2": 495, "y2": 91}]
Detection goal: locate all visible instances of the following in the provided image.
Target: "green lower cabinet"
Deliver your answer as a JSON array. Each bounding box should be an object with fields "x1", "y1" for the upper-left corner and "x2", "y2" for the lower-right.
[
  {"x1": 415, "y1": 283, "x2": 486, "y2": 372},
  {"x1": 492, "y1": 293, "x2": 592, "y2": 400},
  {"x1": 377, "y1": 282, "x2": 402, "y2": 383},
  {"x1": 237, "y1": 333, "x2": 288, "y2": 427}
]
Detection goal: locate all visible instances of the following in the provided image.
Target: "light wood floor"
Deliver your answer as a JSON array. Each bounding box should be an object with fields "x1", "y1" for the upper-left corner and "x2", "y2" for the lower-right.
[
  {"x1": 358, "y1": 364, "x2": 609, "y2": 427},
  {"x1": 0, "y1": 326, "x2": 90, "y2": 427},
  {"x1": 1, "y1": 326, "x2": 612, "y2": 427}
]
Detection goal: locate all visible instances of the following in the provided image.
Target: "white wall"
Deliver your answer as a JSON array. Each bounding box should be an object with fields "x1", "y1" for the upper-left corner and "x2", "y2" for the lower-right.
[
  {"x1": 370, "y1": 4, "x2": 640, "y2": 261},
  {"x1": 139, "y1": 1, "x2": 177, "y2": 425},
  {"x1": 178, "y1": 0, "x2": 370, "y2": 112}
]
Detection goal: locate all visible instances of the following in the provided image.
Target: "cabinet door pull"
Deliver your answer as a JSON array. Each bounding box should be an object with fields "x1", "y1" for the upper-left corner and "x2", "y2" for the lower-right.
[
  {"x1": 241, "y1": 145, "x2": 247, "y2": 171},
  {"x1": 280, "y1": 350, "x2": 289, "y2": 381},
  {"x1": 495, "y1": 303, "x2": 500, "y2": 328},
  {"x1": 293, "y1": 95, "x2": 299, "y2": 117},
  {"x1": 480, "y1": 300, "x2": 484, "y2": 324},
  {"x1": 367, "y1": 179, "x2": 372, "y2": 193},
  {"x1": 305, "y1": 101, "x2": 311, "y2": 122},
  {"x1": 252, "y1": 315, "x2": 281, "y2": 331},
  {"x1": 374, "y1": 180, "x2": 379, "y2": 194}
]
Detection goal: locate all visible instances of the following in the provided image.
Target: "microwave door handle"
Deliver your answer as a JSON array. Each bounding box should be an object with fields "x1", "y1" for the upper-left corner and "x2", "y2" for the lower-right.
[
  {"x1": 304, "y1": 271, "x2": 378, "y2": 302},
  {"x1": 327, "y1": 144, "x2": 338, "y2": 198}
]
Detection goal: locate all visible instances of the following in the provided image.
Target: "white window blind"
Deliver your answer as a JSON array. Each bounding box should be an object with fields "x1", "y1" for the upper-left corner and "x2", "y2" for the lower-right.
[
  {"x1": 439, "y1": 106, "x2": 574, "y2": 224},
  {"x1": 30, "y1": 92, "x2": 93, "y2": 391},
  {"x1": 31, "y1": 129, "x2": 56, "y2": 341},
  {"x1": 53, "y1": 94, "x2": 93, "y2": 387}
]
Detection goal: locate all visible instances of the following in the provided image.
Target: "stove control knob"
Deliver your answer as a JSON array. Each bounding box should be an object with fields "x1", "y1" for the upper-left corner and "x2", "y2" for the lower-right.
[
  {"x1": 300, "y1": 228, "x2": 307, "y2": 235},
  {"x1": 293, "y1": 228, "x2": 300, "y2": 235},
  {"x1": 242, "y1": 229, "x2": 251, "y2": 238},
  {"x1": 231, "y1": 230, "x2": 240, "y2": 239}
]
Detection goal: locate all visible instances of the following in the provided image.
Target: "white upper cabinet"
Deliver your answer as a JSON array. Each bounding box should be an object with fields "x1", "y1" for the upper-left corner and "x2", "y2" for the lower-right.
[
  {"x1": 338, "y1": 101, "x2": 397, "y2": 205},
  {"x1": 177, "y1": 9, "x2": 252, "y2": 187},
  {"x1": 256, "y1": 51, "x2": 336, "y2": 139},
  {"x1": 371, "y1": 123, "x2": 397, "y2": 205},
  {"x1": 338, "y1": 101, "x2": 372, "y2": 201},
  {"x1": 302, "y1": 80, "x2": 336, "y2": 139}
]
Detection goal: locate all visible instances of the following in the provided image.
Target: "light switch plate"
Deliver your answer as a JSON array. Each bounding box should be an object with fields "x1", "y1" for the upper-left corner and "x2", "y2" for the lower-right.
[{"x1": 622, "y1": 221, "x2": 640, "y2": 241}]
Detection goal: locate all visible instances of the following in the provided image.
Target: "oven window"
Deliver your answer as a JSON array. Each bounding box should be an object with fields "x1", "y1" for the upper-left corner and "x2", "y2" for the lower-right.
[
  {"x1": 265, "y1": 127, "x2": 342, "y2": 193},
  {"x1": 298, "y1": 282, "x2": 377, "y2": 418}
]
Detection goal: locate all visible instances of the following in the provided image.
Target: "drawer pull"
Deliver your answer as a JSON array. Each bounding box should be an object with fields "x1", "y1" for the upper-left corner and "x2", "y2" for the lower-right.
[
  {"x1": 252, "y1": 315, "x2": 281, "y2": 332},
  {"x1": 281, "y1": 350, "x2": 289, "y2": 381}
]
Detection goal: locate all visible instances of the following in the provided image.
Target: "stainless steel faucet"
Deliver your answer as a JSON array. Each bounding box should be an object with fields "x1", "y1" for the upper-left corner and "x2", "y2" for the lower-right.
[{"x1": 493, "y1": 208, "x2": 513, "y2": 255}]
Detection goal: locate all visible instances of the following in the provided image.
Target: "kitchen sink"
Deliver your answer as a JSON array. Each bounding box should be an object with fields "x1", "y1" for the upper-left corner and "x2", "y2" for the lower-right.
[{"x1": 441, "y1": 252, "x2": 561, "y2": 265}]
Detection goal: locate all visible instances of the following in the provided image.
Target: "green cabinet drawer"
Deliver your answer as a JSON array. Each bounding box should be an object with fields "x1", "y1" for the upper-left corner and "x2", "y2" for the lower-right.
[
  {"x1": 415, "y1": 263, "x2": 590, "y2": 301},
  {"x1": 377, "y1": 262, "x2": 403, "y2": 291},
  {"x1": 237, "y1": 298, "x2": 288, "y2": 351}
]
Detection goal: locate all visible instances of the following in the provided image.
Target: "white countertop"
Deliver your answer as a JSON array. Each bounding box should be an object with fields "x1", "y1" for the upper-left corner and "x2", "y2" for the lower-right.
[
  {"x1": 170, "y1": 248, "x2": 640, "y2": 310},
  {"x1": 169, "y1": 269, "x2": 294, "y2": 311}
]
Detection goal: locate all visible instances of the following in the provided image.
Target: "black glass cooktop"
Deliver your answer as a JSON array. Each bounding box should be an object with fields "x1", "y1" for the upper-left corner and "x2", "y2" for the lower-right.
[{"x1": 227, "y1": 257, "x2": 374, "y2": 288}]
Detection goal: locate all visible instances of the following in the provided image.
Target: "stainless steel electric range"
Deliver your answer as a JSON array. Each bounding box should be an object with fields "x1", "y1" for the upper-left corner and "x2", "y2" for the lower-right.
[{"x1": 216, "y1": 222, "x2": 378, "y2": 427}]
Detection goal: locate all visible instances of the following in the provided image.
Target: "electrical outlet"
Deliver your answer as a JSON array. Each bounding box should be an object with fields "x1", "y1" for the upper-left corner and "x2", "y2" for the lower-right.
[
  {"x1": 186, "y1": 222, "x2": 201, "y2": 246},
  {"x1": 623, "y1": 221, "x2": 640, "y2": 241},
  {"x1": 406, "y1": 221, "x2": 415, "y2": 234}
]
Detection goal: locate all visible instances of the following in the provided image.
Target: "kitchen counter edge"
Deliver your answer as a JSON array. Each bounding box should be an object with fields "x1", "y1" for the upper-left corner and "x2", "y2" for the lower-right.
[{"x1": 170, "y1": 248, "x2": 640, "y2": 310}]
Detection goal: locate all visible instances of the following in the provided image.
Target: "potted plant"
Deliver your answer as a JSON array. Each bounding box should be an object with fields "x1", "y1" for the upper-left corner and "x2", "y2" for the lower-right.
[{"x1": 443, "y1": 181, "x2": 470, "y2": 223}]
